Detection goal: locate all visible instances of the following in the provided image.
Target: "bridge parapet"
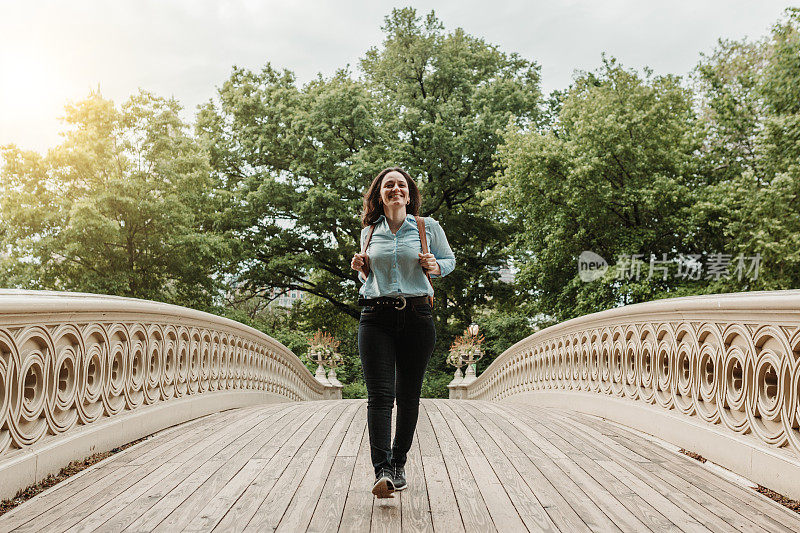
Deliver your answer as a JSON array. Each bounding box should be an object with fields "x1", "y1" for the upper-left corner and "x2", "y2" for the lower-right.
[
  {"x1": 0, "y1": 290, "x2": 338, "y2": 500},
  {"x1": 462, "y1": 290, "x2": 800, "y2": 500}
]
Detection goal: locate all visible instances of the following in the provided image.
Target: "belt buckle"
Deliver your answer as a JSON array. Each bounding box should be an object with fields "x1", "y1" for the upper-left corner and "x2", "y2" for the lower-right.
[{"x1": 394, "y1": 295, "x2": 407, "y2": 310}]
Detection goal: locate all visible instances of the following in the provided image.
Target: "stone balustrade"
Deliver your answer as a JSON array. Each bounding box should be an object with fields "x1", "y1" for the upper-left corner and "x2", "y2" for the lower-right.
[
  {"x1": 0, "y1": 290, "x2": 339, "y2": 500},
  {"x1": 460, "y1": 290, "x2": 800, "y2": 499}
]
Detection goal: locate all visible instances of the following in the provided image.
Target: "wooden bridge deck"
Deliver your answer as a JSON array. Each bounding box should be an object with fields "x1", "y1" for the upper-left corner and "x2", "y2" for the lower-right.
[{"x1": 2, "y1": 398, "x2": 799, "y2": 532}]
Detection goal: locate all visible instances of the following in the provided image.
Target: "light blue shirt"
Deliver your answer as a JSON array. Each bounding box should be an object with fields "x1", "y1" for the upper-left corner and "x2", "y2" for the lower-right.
[{"x1": 359, "y1": 214, "x2": 455, "y2": 298}]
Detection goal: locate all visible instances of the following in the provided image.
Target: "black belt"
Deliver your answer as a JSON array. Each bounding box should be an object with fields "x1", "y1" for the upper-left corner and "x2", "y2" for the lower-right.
[{"x1": 358, "y1": 295, "x2": 430, "y2": 310}]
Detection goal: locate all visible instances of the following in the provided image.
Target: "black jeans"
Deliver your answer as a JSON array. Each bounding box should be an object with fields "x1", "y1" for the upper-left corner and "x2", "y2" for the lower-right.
[{"x1": 358, "y1": 301, "x2": 436, "y2": 475}]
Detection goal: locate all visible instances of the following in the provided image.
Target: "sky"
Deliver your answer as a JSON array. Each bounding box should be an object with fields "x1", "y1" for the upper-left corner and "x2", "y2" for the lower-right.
[{"x1": 0, "y1": 0, "x2": 794, "y2": 152}]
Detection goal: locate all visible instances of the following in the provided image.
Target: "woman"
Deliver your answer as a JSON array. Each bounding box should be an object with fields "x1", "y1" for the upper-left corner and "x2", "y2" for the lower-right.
[{"x1": 350, "y1": 167, "x2": 455, "y2": 498}]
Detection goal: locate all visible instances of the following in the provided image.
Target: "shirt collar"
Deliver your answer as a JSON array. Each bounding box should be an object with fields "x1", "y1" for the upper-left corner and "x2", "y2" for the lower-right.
[{"x1": 375, "y1": 214, "x2": 416, "y2": 228}]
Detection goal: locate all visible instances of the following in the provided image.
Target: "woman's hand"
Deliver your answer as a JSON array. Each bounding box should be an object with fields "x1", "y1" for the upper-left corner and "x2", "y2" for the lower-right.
[
  {"x1": 351, "y1": 253, "x2": 370, "y2": 278},
  {"x1": 418, "y1": 253, "x2": 441, "y2": 276}
]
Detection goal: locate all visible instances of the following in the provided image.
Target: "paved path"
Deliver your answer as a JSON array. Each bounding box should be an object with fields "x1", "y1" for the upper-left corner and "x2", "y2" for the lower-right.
[{"x1": 2, "y1": 398, "x2": 799, "y2": 532}]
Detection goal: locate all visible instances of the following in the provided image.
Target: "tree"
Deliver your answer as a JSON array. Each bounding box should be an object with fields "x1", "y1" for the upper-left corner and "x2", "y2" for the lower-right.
[
  {"x1": 734, "y1": 9, "x2": 800, "y2": 288},
  {"x1": 197, "y1": 8, "x2": 543, "y2": 384},
  {"x1": 692, "y1": 8, "x2": 800, "y2": 290},
  {"x1": 489, "y1": 58, "x2": 705, "y2": 321},
  {"x1": 0, "y1": 90, "x2": 227, "y2": 307}
]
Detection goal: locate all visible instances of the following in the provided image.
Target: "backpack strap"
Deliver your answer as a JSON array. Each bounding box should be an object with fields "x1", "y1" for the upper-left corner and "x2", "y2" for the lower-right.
[
  {"x1": 415, "y1": 216, "x2": 435, "y2": 308},
  {"x1": 361, "y1": 224, "x2": 376, "y2": 254},
  {"x1": 359, "y1": 223, "x2": 376, "y2": 278}
]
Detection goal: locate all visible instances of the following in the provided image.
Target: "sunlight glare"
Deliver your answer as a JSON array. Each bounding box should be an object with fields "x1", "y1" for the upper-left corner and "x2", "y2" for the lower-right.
[{"x1": 0, "y1": 47, "x2": 69, "y2": 146}]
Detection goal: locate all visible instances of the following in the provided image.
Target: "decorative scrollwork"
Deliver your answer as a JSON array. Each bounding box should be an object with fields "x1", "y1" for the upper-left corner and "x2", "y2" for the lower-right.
[
  {"x1": 0, "y1": 291, "x2": 326, "y2": 458},
  {"x1": 466, "y1": 292, "x2": 800, "y2": 459}
]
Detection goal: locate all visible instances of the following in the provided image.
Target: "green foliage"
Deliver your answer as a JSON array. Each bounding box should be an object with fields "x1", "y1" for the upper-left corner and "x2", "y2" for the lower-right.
[
  {"x1": 198, "y1": 7, "x2": 542, "y2": 371},
  {"x1": 2, "y1": 7, "x2": 800, "y2": 388},
  {"x1": 474, "y1": 309, "x2": 538, "y2": 374},
  {"x1": 693, "y1": 8, "x2": 800, "y2": 290},
  {"x1": 490, "y1": 58, "x2": 705, "y2": 320},
  {"x1": 421, "y1": 370, "x2": 452, "y2": 399},
  {"x1": 488, "y1": 7, "x2": 800, "y2": 322},
  {"x1": 342, "y1": 381, "x2": 368, "y2": 400},
  {"x1": 0, "y1": 90, "x2": 227, "y2": 307}
]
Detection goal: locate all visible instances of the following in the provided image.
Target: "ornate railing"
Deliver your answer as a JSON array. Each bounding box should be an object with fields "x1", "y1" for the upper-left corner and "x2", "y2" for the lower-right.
[
  {"x1": 0, "y1": 290, "x2": 336, "y2": 499},
  {"x1": 462, "y1": 290, "x2": 800, "y2": 499}
]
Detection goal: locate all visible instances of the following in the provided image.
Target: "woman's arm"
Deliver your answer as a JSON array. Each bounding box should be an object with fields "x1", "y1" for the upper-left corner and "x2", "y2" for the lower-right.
[{"x1": 427, "y1": 218, "x2": 455, "y2": 278}]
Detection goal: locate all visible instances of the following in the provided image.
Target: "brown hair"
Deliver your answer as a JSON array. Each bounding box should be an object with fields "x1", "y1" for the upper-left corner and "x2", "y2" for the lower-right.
[{"x1": 360, "y1": 167, "x2": 422, "y2": 227}]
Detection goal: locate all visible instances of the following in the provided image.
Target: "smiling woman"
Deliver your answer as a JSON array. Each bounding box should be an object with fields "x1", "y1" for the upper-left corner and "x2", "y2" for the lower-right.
[{"x1": 351, "y1": 166, "x2": 456, "y2": 498}]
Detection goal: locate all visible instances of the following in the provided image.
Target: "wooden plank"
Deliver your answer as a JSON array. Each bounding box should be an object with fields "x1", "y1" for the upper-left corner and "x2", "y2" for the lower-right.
[
  {"x1": 553, "y1": 454, "x2": 660, "y2": 532},
  {"x1": 534, "y1": 411, "x2": 743, "y2": 533},
  {"x1": 417, "y1": 402, "x2": 466, "y2": 533},
  {"x1": 498, "y1": 406, "x2": 675, "y2": 533},
  {"x1": 339, "y1": 408, "x2": 374, "y2": 533},
  {"x1": 459, "y1": 400, "x2": 594, "y2": 532},
  {"x1": 530, "y1": 404, "x2": 652, "y2": 463},
  {"x1": 63, "y1": 462, "x2": 189, "y2": 533},
  {"x1": 305, "y1": 455, "x2": 358, "y2": 533},
  {"x1": 0, "y1": 464, "x2": 140, "y2": 533},
  {"x1": 499, "y1": 404, "x2": 669, "y2": 533},
  {"x1": 125, "y1": 407, "x2": 262, "y2": 466},
  {"x1": 552, "y1": 408, "x2": 800, "y2": 533},
  {"x1": 127, "y1": 403, "x2": 316, "y2": 533},
  {"x1": 66, "y1": 403, "x2": 300, "y2": 533},
  {"x1": 274, "y1": 402, "x2": 362, "y2": 532},
  {"x1": 162, "y1": 401, "x2": 344, "y2": 533},
  {"x1": 240, "y1": 401, "x2": 351, "y2": 532},
  {"x1": 596, "y1": 458, "x2": 715, "y2": 533},
  {"x1": 505, "y1": 402, "x2": 706, "y2": 532},
  {"x1": 564, "y1": 411, "x2": 800, "y2": 533},
  {"x1": 399, "y1": 427, "x2": 434, "y2": 533},
  {"x1": 196, "y1": 402, "x2": 332, "y2": 533},
  {"x1": 450, "y1": 402, "x2": 587, "y2": 533},
  {"x1": 0, "y1": 462, "x2": 135, "y2": 532},
  {"x1": 88, "y1": 404, "x2": 300, "y2": 532},
  {"x1": 370, "y1": 401, "x2": 401, "y2": 533},
  {"x1": 461, "y1": 401, "x2": 619, "y2": 533},
  {"x1": 0, "y1": 407, "x2": 256, "y2": 532},
  {"x1": 436, "y1": 400, "x2": 562, "y2": 533},
  {"x1": 200, "y1": 403, "x2": 320, "y2": 533},
  {"x1": 639, "y1": 458, "x2": 772, "y2": 532},
  {"x1": 304, "y1": 400, "x2": 367, "y2": 532},
  {"x1": 371, "y1": 488, "x2": 401, "y2": 533},
  {"x1": 337, "y1": 399, "x2": 367, "y2": 457},
  {"x1": 425, "y1": 400, "x2": 502, "y2": 533},
  {"x1": 126, "y1": 404, "x2": 322, "y2": 531},
  {"x1": 459, "y1": 402, "x2": 592, "y2": 531},
  {"x1": 415, "y1": 399, "x2": 440, "y2": 457},
  {"x1": 181, "y1": 456, "x2": 273, "y2": 533},
  {"x1": 18, "y1": 451, "x2": 195, "y2": 533}
]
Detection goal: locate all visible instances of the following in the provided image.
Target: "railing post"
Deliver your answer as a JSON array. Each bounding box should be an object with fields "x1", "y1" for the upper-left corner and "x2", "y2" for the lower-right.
[
  {"x1": 326, "y1": 368, "x2": 343, "y2": 400},
  {"x1": 314, "y1": 367, "x2": 342, "y2": 399},
  {"x1": 315, "y1": 364, "x2": 331, "y2": 386},
  {"x1": 447, "y1": 368, "x2": 467, "y2": 399}
]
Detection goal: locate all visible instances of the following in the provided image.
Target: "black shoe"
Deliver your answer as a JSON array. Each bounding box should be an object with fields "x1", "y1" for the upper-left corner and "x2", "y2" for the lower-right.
[
  {"x1": 372, "y1": 468, "x2": 395, "y2": 498},
  {"x1": 392, "y1": 464, "x2": 407, "y2": 491}
]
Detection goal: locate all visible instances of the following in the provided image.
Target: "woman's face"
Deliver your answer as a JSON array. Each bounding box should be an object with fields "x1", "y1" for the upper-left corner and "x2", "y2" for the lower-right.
[{"x1": 379, "y1": 171, "x2": 409, "y2": 208}]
